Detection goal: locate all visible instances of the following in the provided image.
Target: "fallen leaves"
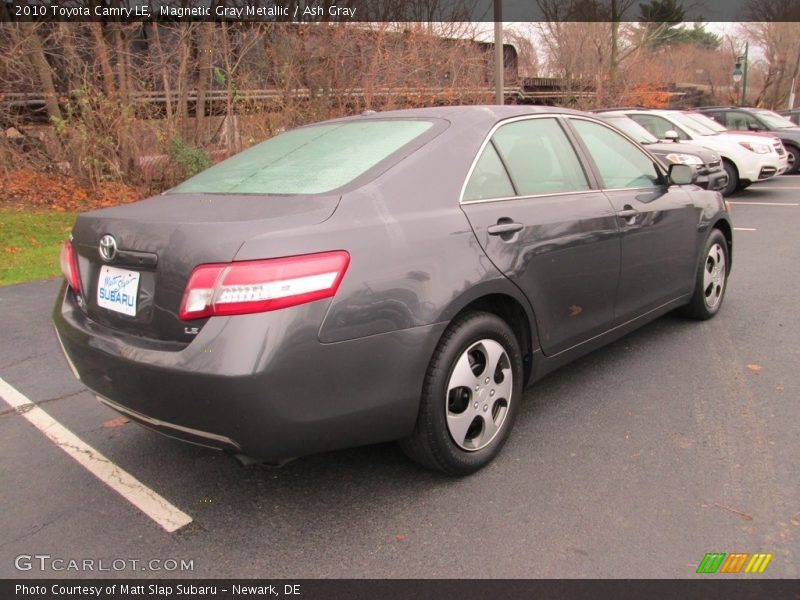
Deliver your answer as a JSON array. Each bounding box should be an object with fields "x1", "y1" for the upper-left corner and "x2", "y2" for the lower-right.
[
  {"x1": 0, "y1": 169, "x2": 140, "y2": 212},
  {"x1": 746, "y1": 364, "x2": 763, "y2": 374},
  {"x1": 102, "y1": 416, "x2": 130, "y2": 429}
]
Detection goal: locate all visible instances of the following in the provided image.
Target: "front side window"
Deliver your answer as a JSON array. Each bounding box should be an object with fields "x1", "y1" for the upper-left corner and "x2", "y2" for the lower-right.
[
  {"x1": 684, "y1": 112, "x2": 727, "y2": 133},
  {"x1": 603, "y1": 116, "x2": 659, "y2": 144},
  {"x1": 170, "y1": 120, "x2": 434, "y2": 195},
  {"x1": 629, "y1": 114, "x2": 689, "y2": 141},
  {"x1": 725, "y1": 112, "x2": 762, "y2": 131},
  {"x1": 571, "y1": 119, "x2": 661, "y2": 189},
  {"x1": 672, "y1": 114, "x2": 717, "y2": 136},
  {"x1": 463, "y1": 117, "x2": 590, "y2": 201}
]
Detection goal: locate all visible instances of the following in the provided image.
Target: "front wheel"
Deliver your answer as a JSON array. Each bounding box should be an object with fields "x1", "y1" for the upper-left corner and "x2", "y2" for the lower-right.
[
  {"x1": 400, "y1": 311, "x2": 523, "y2": 475},
  {"x1": 680, "y1": 229, "x2": 729, "y2": 320},
  {"x1": 721, "y1": 161, "x2": 738, "y2": 197},
  {"x1": 785, "y1": 145, "x2": 798, "y2": 175}
]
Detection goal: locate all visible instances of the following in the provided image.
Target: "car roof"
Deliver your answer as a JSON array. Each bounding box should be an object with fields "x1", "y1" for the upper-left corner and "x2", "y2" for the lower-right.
[
  {"x1": 326, "y1": 104, "x2": 595, "y2": 125},
  {"x1": 597, "y1": 107, "x2": 684, "y2": 116},
  {"x1": 594, "y1": 110, "x2": 634, "y2": 117}
]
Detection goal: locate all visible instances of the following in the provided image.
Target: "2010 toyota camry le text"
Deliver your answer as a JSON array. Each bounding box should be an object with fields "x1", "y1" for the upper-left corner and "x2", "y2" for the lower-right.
[{"x1": 53, "y1": 106, "x2": 733, "y2": 475}]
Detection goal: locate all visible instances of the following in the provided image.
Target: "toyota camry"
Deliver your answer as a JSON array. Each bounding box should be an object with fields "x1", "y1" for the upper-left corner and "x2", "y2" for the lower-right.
[{"x1": 53, "y1": 106, "x2": 732, "y2": 475}]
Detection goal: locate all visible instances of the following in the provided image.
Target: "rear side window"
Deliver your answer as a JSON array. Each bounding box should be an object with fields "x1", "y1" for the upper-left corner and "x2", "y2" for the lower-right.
[
  {"x1": 571, "y1": 119, "x2": 661, "y2": 189},
  {"x1": 492, "y1": 118, "x2": 590, "y2": 195},
  {"x1": 463, "y1": 144, "x2": 515, "y2": 201},
  {"x1": 170, "y1": 120, "x2": 434, "y2": 195},
  {"x1": 463, "y1": 117, "x2": 589, "y2": 201}
]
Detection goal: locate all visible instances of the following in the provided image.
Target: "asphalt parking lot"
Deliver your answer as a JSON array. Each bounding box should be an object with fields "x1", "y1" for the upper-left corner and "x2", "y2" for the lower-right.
[{"x1": 1, "y1": 177, "x2": 798, "y2": 579}]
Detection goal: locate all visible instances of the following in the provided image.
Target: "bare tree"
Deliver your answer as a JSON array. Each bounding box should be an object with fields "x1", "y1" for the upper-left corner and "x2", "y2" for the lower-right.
[{"x1": 738, "y1": 22, "x2": 800, "y2": 108}]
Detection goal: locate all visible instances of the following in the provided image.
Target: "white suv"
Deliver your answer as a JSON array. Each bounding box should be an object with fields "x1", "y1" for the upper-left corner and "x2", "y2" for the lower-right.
[{"x1": 616, "y1": 109, "x2": 789, "y2": 196}]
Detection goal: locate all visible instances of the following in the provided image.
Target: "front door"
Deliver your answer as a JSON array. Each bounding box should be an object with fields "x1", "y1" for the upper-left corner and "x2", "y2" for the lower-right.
[{"x1": 567, "y1": 117, "x2": 699, "y2": 324}]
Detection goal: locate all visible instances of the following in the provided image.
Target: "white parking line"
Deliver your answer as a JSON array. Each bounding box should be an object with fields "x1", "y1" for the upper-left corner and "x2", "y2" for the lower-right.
[
  {"x1": 727, "y1": 201, "x2": 798, "y2": 206},
  {"x1": 0, "y1": 378, "x2": 192, "y2": 533},
  {"x1": 734, "y1": 227, "x2": 757, "y2": 231}
]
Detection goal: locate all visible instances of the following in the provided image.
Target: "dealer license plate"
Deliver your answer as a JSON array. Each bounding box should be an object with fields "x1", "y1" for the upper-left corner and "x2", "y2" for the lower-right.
[{"x1": 97, "y1": 265, "x2": 140, "y2": 316}]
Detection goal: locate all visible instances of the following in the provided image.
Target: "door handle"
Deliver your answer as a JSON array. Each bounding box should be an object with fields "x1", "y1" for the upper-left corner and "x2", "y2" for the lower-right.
[
  {"x1": 617, "y1": 206, "x2": 639, "y2": 223},
  {"x1": 487, "y1": 221, "x2": 524, "y2": 236},
  {"x1": 617, "y1": 208, "x2": 639, "y2": 219}
]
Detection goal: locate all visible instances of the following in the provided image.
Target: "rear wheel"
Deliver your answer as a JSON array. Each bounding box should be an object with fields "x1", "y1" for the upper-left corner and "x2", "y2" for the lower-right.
[
  {"x1": 400, "y1": 311, "x2": 523, "y2": 475},
  {"x1": 680, "y1": 229, "x2": 729, "y2": 320},
  {"x1": 721, "y1": 161, "x2": 738, "y2": 197}
]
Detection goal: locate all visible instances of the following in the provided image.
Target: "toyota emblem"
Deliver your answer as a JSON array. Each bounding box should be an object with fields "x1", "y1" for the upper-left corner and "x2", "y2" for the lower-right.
[{"x1": 98, "y1": 235, "x2": 117, "y2": 262}]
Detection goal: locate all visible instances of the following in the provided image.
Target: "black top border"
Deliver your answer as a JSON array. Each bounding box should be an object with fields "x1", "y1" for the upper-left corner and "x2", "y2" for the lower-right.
[{"x1": 3, "y1": 0, "x2": 800, "y2": 23}]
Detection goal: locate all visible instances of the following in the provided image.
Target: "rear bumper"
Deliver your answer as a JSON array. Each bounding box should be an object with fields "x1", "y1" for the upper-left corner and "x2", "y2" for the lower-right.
[
  {"x1": 95, "y1": 393, "x2": 242, "y2": 451},
  {"x1": 53, "y1": 284, "x2": 445, "y2": 460}
]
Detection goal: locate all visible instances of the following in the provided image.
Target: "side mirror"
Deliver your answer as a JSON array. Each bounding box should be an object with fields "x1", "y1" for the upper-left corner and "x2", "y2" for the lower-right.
[
  {"x1": 664, "y1": 130, "x2": 680, "y2": 142},
  {"x1": 669, "y1": 163, "x2": 695, "y2": 185}
]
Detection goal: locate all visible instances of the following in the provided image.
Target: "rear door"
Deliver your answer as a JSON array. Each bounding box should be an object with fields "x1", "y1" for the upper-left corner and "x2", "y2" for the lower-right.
[
  {"x1": 460, "y1": 116, "x2": 621, "y2": 356},
  {"x1": 566, "y1": 117, "x2": 698, "y2": 324}
]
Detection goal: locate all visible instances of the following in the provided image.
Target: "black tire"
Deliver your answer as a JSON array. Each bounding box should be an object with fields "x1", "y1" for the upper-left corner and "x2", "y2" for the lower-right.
[
  {"x1": 400, "y1": 311, "x2": 523, "y2": 475},
  {"x1": 785, "y1": 144, "x2": 799, "y2": 175},
  {"x1": 679, "y1": 229, "x2": 729, "y2": 320},
  {"x1": 721, "y1": 160, "x2": 738, "y2": 197}
]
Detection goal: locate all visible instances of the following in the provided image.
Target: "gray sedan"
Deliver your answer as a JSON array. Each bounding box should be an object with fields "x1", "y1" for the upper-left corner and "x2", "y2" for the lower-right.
[{"x1": 53, "y1": 106, "x2": 732, "y2": 475}]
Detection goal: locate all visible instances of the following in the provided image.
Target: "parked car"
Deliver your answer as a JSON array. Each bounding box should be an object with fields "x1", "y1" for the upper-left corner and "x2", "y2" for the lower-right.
[
  {"x1": 53, "y1": 106, "x2": 733, "y2": 475},
  {"x1": 778, "y1": 109, "x2": 800, "y2": 126},
  {"x1": 596, "y1": 111, "x2": 728, "y2": 192},
  {"x1": 699, "y1": 106, "x2": 800, "y2": 174},
  {"x1": 603, "y1": 108, "x2": 789, "y2": 196}
]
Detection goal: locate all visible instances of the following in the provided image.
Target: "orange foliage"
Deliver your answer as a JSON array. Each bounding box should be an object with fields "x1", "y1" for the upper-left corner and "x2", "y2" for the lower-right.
[
  {"x1": 0, "y1": 170, "x2": 141, "y2": 211},
  {"x1": 621, "y1": 85, "x2": 671, "y2": 109}
]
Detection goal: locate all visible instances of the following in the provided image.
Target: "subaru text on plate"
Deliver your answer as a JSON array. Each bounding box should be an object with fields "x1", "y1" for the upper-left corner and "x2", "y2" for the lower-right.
[{"x1": 53, "y1": 106, "x2": 733, "y2": 475}]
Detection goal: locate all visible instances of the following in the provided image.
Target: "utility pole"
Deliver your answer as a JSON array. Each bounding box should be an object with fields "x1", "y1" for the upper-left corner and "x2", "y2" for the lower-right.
[
  {"x1": 732, "y1": 42, "x2": 749, "y2": 107},
  {"x1": 741, "y1": 42, "x2": 749, "y2": 107},
  {"x1": 494, "y1": 1, "x2": 503, "y2": 105}
]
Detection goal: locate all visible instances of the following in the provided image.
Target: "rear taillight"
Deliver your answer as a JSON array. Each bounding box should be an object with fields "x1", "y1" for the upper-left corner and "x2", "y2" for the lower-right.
[
  {"x1": 179, "y1": 251, "x2": 350, "y2": 321},
  {"x1": 59, "y1": 240, "x2": 81, "y2": 295}
]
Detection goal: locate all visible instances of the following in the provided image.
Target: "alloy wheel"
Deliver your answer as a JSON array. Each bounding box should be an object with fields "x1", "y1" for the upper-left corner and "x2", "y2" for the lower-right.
[
  {"x1": 703, "y1": 242, "x2": 726, "y2": 311},
  {"x1": 445, "y1": 339, "x2": 512, "y2": 451}
]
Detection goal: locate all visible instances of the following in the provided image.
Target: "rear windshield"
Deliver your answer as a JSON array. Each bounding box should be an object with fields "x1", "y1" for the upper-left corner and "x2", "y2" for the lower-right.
[{"x1": 169, "y1": 120, "x2": 434, "y2": 195}]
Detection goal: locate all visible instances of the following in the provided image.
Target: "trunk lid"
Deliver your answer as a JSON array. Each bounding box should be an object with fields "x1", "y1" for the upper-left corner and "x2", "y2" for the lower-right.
[{"x1": 70, "y1": 193, "x2": 340, "y2": 344}]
